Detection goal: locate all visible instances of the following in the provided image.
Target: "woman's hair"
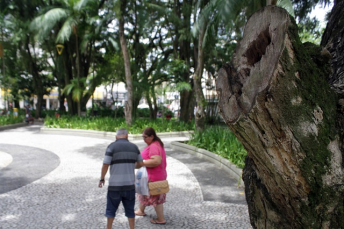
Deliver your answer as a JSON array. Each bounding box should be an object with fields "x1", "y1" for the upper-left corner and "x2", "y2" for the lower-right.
[{"x1": 143, "y1": 127, "x2": 164, "y2": 147}]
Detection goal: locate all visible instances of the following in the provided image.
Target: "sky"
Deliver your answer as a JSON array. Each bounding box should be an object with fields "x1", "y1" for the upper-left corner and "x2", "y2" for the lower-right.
[{"x1": 310, "y1": 2, "x2": 333, "y2": 27}]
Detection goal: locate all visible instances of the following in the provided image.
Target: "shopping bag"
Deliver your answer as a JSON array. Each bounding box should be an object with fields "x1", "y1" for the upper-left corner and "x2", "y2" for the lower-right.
[{"x1": 135, "y1": 166, "x2": 149, "y2": 195}]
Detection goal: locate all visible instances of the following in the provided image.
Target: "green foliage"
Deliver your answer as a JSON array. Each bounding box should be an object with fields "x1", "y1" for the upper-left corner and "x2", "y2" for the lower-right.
[
  {"x1": 137, "y1": 108, "x2": 150, "y2": 118},
  {"x1": 164, "y1": 109, "x2": 174, "y2": 117},
  {"x1": 85, "y1": 106, "x2": 125, "y2": 118},
  {"x1": 44, "y1": 116, "x2": 194, "y2": 134},
  {"x1": 278, "y1": 0, "x2": 295, "y2": 17},
  {"x1": 34, "y1": 109, "x2": 70, "y2": 118},
  {"x1": 298, "y1": 17, "x2": 323, "y2": 44},
  {"x1": 63, "y1": 77, "x2": 87, "y2": 102},
  {"x1": 175, "y1": 82, "x2": 192, "y2": 92},
  {"x1": 292, "y1": 0, "x2": 331, "y2": 22},
  {"x1": 188, "y1": 125, "x2": 247, "y2": 168},
  {"x1": 0, "y1": 114, "x2": 24, "y2": 126}
]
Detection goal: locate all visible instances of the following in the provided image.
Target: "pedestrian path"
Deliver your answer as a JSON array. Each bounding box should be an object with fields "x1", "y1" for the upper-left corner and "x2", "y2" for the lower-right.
[{"x1": 0, "y1": 124, "x2": 251, "y2": 228}]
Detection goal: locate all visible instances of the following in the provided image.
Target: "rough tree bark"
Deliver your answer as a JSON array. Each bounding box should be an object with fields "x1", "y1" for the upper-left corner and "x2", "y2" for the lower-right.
[
  {"x1": 216, "y1": 5, "x2": 344, "y2": 229},
  {"x1": 321, "y1": 0, "x2": 344, "y2": 94},
  {"x1": 194, "y1": 19, "x2": 207, "y2": 131}
]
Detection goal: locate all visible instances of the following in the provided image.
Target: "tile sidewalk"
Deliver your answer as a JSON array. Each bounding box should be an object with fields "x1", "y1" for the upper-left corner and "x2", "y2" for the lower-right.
[{"x1": 0, "y1": 124, "x2": 251, "y2": 228}]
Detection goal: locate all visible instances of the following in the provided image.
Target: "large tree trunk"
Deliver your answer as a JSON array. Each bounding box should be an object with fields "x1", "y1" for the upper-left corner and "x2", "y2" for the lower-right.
[
  {"x1": 174, "y1": 0, "x2": 194, "y2": 123},
  {"x1": 321, "y1": 0, "x2": 344, "y2": 95},
  {"x1": 194, "y1": 19, "x2": 207, "y2": 131},
  {"x1": 216, "y1": 5, "x2": 344, "y2": 229},
  {"x1": 25, "y1": 36, "x2": 44, "y2": 119},
  {"x1": 119, "y1": 0, "x2": 133, "y2": 126}
]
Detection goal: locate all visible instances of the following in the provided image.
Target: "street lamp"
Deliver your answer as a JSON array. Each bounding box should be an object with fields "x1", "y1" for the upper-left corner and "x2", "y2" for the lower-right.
[
  {"x1": 0, "y1": 42, "x2": 3, "y2": 108},
  {"x1": 56, "y1": 44, "x2": 64, "y2": 55},
  {"x1": 56, "y1": 44, "x2": 64, "y2": 112},
  {"x1": 0, "y1": 41, "x2": 9, "y2": 110}
]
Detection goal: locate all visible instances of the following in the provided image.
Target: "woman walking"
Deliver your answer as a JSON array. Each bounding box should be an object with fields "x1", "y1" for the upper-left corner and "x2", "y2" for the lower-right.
[{"x1": 135, "y1": 127, "x2": 167, "y2": 225}]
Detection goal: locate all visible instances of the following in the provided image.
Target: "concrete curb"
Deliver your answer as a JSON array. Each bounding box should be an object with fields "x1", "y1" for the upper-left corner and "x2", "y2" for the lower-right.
[
  {"x1": 40, "y1": 127, "x2": 194, "y2": 141},
  {"x1": 40, "y1": 127, "x2": 117, "y2": 139},
  {"x1": 0, "y1": 151, "x2": 13, "y2": 169},
  {"x1": 0, "y1": 122, "x2": 28, "y2": 131},
  {"x1": 170, "y1": 141, "x2": 244, "y2": 188}
]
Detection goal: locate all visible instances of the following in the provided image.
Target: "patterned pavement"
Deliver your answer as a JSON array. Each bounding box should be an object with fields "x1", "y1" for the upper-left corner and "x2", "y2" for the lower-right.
[{"x1": 0, "y1": 124, "x2": 251, "y2": 228}]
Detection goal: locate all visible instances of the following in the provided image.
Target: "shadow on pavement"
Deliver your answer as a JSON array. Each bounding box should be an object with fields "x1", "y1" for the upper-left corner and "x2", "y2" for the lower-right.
[{"x1": 0, "y1": 144, "x2": 60, "y2": 194}]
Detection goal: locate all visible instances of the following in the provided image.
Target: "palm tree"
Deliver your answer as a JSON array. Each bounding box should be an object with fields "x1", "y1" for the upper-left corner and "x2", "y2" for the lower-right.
[
  {"x1": 1, "y1": 0, "x2": 56, "y2": 118},
  {"x1": 31, "y1": 0, "x2": 102, "y2": 116}
]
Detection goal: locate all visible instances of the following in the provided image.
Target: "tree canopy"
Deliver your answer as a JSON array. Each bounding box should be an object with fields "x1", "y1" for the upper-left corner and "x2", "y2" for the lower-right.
[{"x1": 0, "y1": 0, "x2": 329, "y2": 124}]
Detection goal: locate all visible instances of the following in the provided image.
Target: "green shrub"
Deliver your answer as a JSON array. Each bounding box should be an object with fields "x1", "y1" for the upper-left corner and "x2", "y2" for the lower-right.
[
  {"x1": 112, "y1": 107, "x2": 125, "y2": 117},
  {"x1": 188, "y1": 125, "x2": 247, "y2": 168},
  {"x1": 0, "y1": 115, "x2": 25, "y2": 126},
  {"x1": 44, "y1": 109, "x2": 68, "y2": 118},
  {"x1": 44, "y1": 116, "x2": 194, "y2": 134},
  {"x1": 159, "y1": 106, "x2": 174, "y2": 117},
  {"x1": 85, "y1": 106, "x2": 125, "y2": 118},
  {"x1": 27, "y1": 109, "x2": 68, "y2": 118},
  {"x1": 164, "y1": 109, "x2": 174, "y2": 117},
  {"x1": 137, "y1": 108, "x2": 150, "y2": 118}
]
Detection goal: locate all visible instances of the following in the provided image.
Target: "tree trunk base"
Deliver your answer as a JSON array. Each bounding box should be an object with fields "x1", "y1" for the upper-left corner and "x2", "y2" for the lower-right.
[{"x1": 216, "y1": 6, "x2": 344, "y2": 229}]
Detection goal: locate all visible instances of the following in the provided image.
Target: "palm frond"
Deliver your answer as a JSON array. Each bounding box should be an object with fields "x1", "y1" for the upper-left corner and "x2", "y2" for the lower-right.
[
  {"x1": 63, "y1": 83, "x2": 74, "y2": 95},
  {"x1": 277, "y1": 0, "x2": 295, "y2": 17},
  {"x1": 75, "y1": 0, "x2": 94, "y2": 11},
  {"x1": 192, "y1": 19, "x2": 200, "y2": 37},
  {"x1": 42, "y1": 8, "x2": 69, "y2": 25},
  {"x1": 80, "y1": 33, "x2": 90, "y2": 53},
  {"x1": 175, "y1": 82, "x2": 192, "y2": 92},
  {"x1": 193, "y1": 0, "x2": 216, "y2": 37},
  {"x1": 147, "y1": 2, "x2": 181, "y2": 25},
  {"x1": 62, "y1": 0, "x2": 70, "y2": 7},
  {"x1": 30, "y1": 8, "x2": 68, "y2": 41},
  {"x1": 72, "y1": 88, "x2": 83, "y2": 101},
  {"x1": 108, "y1": 36, "x2": 120, "y2": 51},
  {"x1": 217, "y1": 0, "x2": 243, "y2": 22},
  {"x1": 203, "y1": 23, "x2": 215, "y2": 48},
  {"x1": 56, "y1": 17, "x2": 77, "y2": 43},
  {"x1": 146, "y1": 3, "x2": 169, "y2": 15}
]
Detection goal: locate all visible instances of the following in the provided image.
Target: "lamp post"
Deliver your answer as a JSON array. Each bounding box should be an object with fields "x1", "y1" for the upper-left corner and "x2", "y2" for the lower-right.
[
  {"x1": 0, "y1": 41, "x2": 3, "y2": 108},
  {"x1": 56, "y1": 44, "x2": 64, "y2": 112},
  {"x1": 1, "y1": 28, "x2": 5, "y2": 109}
]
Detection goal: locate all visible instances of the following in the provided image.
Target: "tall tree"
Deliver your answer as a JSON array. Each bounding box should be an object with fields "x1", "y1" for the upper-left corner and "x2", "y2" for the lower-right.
[
  {"x1": 216, "y1": 2, "x2": 343, "y2": 228},
  {"x1": 164, "y1": 0, "x2": 195, "y2": 122},
  {"x1": 125, "y1": 0, "x2": 162, "y2": 120},
  {"x1": 2, "y1": 0, "x2": 55, "y2": 117},
  {"x1": 31, "y1": 0, "x2": 105, "y2": 115},
  {"x1": 193, "y1": 0, "x2": 209, "y2": 131},
  {"x1": 118, "y1": 0, "x2": 133, "y2": 125}
]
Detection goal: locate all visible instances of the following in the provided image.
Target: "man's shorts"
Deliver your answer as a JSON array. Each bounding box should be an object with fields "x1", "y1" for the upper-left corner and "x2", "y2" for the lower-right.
[{"x1": 105, "y1": 189, "x2": 136, "y2": 218}]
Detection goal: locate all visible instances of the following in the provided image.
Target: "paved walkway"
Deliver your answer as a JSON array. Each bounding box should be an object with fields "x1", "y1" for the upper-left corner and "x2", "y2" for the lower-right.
[{"x1": 0, "y1": 124, "x2": 251, "y2": 228}]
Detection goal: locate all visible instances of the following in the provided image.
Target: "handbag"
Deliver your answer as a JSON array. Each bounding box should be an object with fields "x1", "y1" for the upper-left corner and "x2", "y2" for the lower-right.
[
  {"x1": 148, "y1": 143, "x2": 169, "y2": 196},
  {"x1": 148, "y1": 180, "x2": 169, "y2": 195}
]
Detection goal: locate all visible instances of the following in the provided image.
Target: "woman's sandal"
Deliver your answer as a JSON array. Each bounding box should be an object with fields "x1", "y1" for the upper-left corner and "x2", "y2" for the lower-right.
[
  {"x1": 134, "y1": 211, "x2": 146, "y2": 216},
  {"x1": 150, "y1": 219, "x2": 166, "y2": 225}
]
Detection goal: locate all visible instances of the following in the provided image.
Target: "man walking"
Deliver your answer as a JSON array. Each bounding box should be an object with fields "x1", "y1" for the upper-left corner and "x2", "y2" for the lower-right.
[
  {"x1": 99, "y1": 128, "x2": 144, "y2": 229},
  {"x1": 24, "y1": 104, "x2": 34, "y2": 124}
]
